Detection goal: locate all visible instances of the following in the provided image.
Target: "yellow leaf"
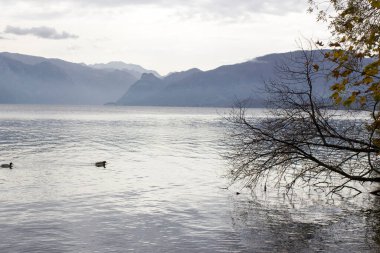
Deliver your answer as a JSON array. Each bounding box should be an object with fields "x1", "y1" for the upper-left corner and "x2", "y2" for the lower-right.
[
  {"x1": 343, "y1": 93, "x2": 357, "y2": 106},
  {"x1": 359, "y1": 96, "x2": 367, "y2": 105},
  {"x1": 331, "y1": 92, "x2": 342, "y2": 104},
  {"x1": 331, "y1": 83, "x2": 342, "y2": 91},
  {"x1": 363, "y1": 76, "x2": 374, "y2": 84},
  {"x1": 365, "y1": 68, "x2": 379, "y2": 76},
  {"x1": 333, "y1": 51, "x2": 343, "y2": 59},
  {"x1": 370, "y1": 0, "x2": 380, "y2": 8}
]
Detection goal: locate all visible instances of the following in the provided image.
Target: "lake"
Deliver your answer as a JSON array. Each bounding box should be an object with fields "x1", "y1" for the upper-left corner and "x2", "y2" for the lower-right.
[{"x1": 0, "y1": 105, "x2": 379, "y2": 252}]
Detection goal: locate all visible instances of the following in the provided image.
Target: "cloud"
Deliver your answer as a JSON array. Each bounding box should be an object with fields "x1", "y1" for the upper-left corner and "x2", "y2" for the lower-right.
[
  {"x1": 4, "y1": 26, "x2": 78, "y2": 40},
  {"x1": 79, "y1": 0, "x2": 306, "y2": 14},
  {"x1": 0, "y1": 0, "x2": 307, "y2": 18}
]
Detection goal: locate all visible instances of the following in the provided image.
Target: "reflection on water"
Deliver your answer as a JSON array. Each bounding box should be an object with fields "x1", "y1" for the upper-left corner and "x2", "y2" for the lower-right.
[
  {"x1": 0, "y1": 105, "x2": 378, "y2": 252},
  {"x1": 230, "y1": 189, "x2": 380, "y2": 252}
]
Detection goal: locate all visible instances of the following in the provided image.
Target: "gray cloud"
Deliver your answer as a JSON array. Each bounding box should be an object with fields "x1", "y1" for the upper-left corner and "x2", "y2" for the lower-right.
[
  {"x1": 85, "y1": 0, "x2": 305, "y2": 14},
  {"x1": 4, "y1": 26, "x2": 78, "y2": 40},
  {"x1": 0, "y1": 0, "x2": 306, "y2": 17}
]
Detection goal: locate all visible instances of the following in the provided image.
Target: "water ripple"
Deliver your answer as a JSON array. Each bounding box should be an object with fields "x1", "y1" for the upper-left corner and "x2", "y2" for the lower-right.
[{"x1": 0, "y1": 105, "x2": 378, "y2": 252}]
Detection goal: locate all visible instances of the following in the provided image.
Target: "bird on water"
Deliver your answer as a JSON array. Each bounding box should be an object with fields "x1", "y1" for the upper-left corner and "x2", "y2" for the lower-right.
[
  {"x1": 95, "y1": 161, "x2": 106, "y2": 168},
  {"x1": 1, "y1": 162, "x2": 13, "y2": 169}
]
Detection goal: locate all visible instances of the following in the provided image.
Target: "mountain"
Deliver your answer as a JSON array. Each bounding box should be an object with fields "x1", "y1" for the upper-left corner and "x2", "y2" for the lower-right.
[
  {"x1": 0, "y1": 52, "x2": 138, "y2": 105},
  {"x1": 117, "y1": 51, "x2": 332, "y2": 107},
  {"x1": 90, "y1": 61, "x2": 160, "y2": 79},
  {"x1": 0, "y1": 51, "x2": 333, "y2": 107}
]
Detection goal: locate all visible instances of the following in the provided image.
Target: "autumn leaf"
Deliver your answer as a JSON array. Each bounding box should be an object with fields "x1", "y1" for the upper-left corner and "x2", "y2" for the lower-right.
[{"x1": 370, "y1": 0, "x2": 380, "y2": 8}]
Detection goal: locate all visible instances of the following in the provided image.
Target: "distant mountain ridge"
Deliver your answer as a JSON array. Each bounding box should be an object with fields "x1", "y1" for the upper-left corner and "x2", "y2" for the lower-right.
[
  {"x1": 0, "y1": 52, "x2": 138, "y2": 105},
  {"x1": 116, "y1": 62, "x2": 267, "y2": 107},
  {"x1": 116, "y1": 51, "x2": 332, "y2": 107},
  {"x1": 90, "y1": 61, "x2": 160, "y2": 79},
  {"x1": 0, "y1": 51, "x2": 333, "y2": 107}
]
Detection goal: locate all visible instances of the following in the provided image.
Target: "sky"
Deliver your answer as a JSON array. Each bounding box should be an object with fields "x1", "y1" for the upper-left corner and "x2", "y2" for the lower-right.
[{"x1": 0, "y1": 0, "x2": 329, "y2": 75}]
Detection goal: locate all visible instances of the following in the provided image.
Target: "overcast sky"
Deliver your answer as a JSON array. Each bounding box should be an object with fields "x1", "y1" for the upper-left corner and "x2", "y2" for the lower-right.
[{"x1": 0, "y1": 0, "x2": 329, "y2": 75}]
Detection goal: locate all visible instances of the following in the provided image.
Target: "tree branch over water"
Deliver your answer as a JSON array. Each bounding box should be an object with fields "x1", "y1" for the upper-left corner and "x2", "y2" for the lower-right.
[{"x1": 225, "y1": 48, "x2": 380, "y2": 195}]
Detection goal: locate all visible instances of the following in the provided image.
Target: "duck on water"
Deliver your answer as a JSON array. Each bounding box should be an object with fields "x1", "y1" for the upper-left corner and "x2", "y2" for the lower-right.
[
  {"x1": 1, "y1": 162, "x2": 13, "y2": 169},
  {"x1": 95, "y1": 161, "x2": 106, "y2": 168}
]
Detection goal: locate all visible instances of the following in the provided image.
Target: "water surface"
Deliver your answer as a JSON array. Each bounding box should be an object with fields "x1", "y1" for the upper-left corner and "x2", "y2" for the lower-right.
[{"x1": 0, "y1": 105, "x2": 378, "y2": 252}]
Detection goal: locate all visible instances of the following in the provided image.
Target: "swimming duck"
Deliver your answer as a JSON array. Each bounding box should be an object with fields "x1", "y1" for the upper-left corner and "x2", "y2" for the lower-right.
[
  {"x1": 95, "y1": 161, "x2": 106, "y2": 168},
  {"x1": 1, "y1": 162, "x2": 13, "y2": 169}
]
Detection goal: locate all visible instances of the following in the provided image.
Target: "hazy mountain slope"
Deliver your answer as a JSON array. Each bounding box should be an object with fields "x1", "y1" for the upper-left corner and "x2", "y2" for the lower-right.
[
  {"x1": 117, "y1": 51, "x2": 333, "y2": 107},
  {"x1": 118, "y1": 73, "x2": 166, "y2": 105},
  {"x1": 90, "y1": 61, "x2": 160, "y2": 79},
  {"x1": 0, "y1": 51, "x2": 334, "y2": 107},
  {"x1": 0, "y1": 52, "x2": 138, "y2": 105},
  {"x1": 116, "y1": 56, "x2": 274, "y2": 107}
]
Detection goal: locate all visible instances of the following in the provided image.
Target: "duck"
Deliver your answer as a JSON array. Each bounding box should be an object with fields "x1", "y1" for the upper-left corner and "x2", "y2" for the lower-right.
[
  {"x1": 95, "y1": 161, "x2": 106, "y2": 168},
  {"x1": 1, "y1": 162, "x2": 13, "y2": 169}
]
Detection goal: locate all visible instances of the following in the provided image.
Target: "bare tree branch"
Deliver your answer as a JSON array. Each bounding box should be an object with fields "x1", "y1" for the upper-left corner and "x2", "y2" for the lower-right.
[{"x1": 225, "y1": 48, "x2": 380, "y2": 196}]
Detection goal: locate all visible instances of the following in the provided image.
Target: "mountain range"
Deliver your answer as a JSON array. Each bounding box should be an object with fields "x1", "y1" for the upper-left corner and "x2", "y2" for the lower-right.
[
  {"x1": 117, "y1": 51, "x2": 331, "y2": 107},
  {"x1": 0, "y1": 51, "x2": 332, "y2": 107},
  {"x1": 90, "y1": 61, "x2": 160, "y2": 79},
  {"x1": 0, "y1": 52, "x2": 144, "y2": 105}
]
